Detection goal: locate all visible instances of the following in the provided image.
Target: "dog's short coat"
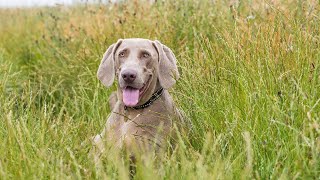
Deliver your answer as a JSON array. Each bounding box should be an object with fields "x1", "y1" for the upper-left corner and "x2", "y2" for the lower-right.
[{"x1": 94, "y1": 38, "x2": 185, "y2": 155}]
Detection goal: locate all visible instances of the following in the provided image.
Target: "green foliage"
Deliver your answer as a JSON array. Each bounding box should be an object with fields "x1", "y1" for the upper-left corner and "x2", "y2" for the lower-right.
[{"x1": 0, "y1": 0, "x2": 319, "y2": 179}]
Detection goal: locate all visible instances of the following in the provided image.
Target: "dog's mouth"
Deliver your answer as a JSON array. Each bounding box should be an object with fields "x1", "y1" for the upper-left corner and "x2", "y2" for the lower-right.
[{"x1": 122, "y1": 76, "x2": 152, "y2": 107}]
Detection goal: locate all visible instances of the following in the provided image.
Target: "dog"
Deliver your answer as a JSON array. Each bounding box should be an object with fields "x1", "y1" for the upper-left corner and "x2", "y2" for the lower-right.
[{"x1": 93, "y1": 38, "x2": 186, "y2": 159}]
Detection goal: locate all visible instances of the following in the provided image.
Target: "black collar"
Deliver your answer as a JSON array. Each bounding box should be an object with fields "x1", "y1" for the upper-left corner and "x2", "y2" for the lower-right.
[{"x1": 124, "y1": 88, "x2": 164, "y2": 110}]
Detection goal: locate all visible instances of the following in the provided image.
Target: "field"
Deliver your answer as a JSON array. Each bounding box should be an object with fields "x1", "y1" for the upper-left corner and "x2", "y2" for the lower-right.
[{"x1": 0, "y1": 0, "x2": 319, "y2": 179}]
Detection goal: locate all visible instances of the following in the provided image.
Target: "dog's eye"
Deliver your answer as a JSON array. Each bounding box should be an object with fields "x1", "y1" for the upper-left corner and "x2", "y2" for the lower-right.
[
  {"x1": 142, "y1": 52, "x2": 150, "y2": 58},
  {"x1": 119, "y1": 52, "x2": 125, "y2": 57}
]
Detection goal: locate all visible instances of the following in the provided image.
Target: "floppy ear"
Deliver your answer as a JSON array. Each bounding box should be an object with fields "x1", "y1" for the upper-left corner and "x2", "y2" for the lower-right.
[
  {"x1": 153, "y1": 40, "x2": 179, "y2": 89},
  {"x1": 97, "y1": 39, "x2": 122, "y2": 87}
]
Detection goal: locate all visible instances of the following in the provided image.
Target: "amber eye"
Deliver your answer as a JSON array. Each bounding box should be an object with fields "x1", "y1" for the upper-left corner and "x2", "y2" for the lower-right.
[
  {"x1": 119, "y1": 52, "x2": 125, "y2": 57},
  {"x1": 142, "y1": 52, "x2": 150, "y2": 58}
]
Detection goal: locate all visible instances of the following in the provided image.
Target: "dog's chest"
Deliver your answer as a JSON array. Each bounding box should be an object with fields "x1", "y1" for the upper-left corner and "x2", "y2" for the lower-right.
[
  {"x1": 120, "y1": 110, "x2": 171, "y2": 134},
  {"x1": 111, "y1": 108, "x2": 172, "y2": 149}
]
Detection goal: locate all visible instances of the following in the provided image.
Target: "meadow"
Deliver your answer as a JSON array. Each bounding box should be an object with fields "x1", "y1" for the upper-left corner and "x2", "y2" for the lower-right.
[{"x1": 0, "y1": 0, "x2": 319, "y2": 179}]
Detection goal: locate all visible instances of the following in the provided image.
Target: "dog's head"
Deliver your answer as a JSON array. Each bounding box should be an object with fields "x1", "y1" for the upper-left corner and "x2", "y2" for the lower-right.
[{"x1": 97, "y1": 38, "x2": 179, "y2": 107}]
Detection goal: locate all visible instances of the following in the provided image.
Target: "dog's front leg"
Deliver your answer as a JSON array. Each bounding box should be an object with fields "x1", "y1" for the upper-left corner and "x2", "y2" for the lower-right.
[{"x1": 92, "y1": 133, "x2": 105, "y2": 153}]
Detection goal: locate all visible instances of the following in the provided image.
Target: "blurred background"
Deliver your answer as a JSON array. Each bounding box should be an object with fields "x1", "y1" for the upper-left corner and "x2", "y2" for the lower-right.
[{"x1": 0, "y1": 0, "x2": 118, "y2": 7}]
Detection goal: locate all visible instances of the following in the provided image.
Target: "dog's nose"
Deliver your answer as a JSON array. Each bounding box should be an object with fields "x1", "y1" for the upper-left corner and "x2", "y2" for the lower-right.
[{"x1": 121, "y1": 69, "x2": 137, "y2": 83}]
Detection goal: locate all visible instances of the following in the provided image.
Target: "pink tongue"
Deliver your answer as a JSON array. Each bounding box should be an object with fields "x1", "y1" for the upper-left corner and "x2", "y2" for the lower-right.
[{"x1": 123, "y1": 88, "x2": 139, "y2": 107}]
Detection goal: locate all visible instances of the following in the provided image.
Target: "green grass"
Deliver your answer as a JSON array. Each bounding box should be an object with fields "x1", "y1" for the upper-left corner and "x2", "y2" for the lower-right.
[{"x1": 0, "y1": 0, "x2": 319, "y2": 179}]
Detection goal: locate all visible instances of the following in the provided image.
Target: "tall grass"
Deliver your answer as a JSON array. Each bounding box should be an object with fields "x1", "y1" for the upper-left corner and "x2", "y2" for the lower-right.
[{"x1": 0, "y1": 0, "x2": 319, "y2": 179}]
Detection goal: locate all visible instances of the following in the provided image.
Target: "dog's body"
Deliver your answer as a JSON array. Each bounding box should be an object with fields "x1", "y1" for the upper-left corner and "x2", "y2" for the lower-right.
[
  {"x1": 94, "y1": 88, "x2": 179, "y2": 153},
  {"x1": 94, "y1": 38, "x2": 185, "y2": 155}
]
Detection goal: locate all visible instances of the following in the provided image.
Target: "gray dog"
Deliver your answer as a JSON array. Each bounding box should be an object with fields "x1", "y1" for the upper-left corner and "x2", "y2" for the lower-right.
[{"x1": 93, "y1": 38, "x2": 185, "y2": 157}]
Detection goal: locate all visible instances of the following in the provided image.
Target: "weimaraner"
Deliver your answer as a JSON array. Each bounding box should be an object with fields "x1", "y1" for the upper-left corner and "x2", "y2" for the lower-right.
[{"x1": 93, "y1": 38, "x2": 185, "y2": 156}]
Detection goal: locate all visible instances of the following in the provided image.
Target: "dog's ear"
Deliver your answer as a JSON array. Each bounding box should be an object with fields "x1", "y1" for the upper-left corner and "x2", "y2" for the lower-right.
[
  {"x1": 97, "y1": 39, "x2": 122, "y2": 87},
  {"x1": 153, "y1": 40, "x2": 179, "y2": 89}
]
